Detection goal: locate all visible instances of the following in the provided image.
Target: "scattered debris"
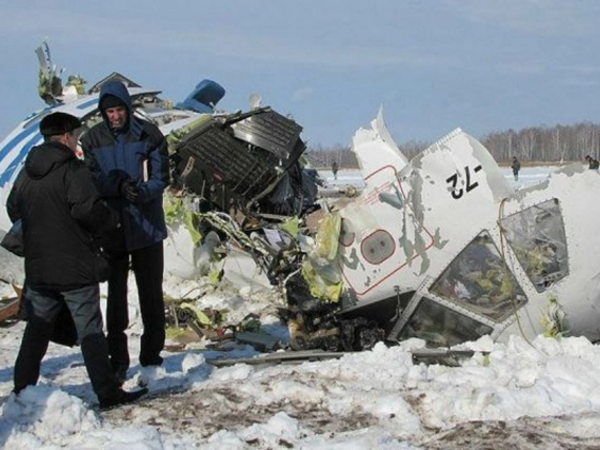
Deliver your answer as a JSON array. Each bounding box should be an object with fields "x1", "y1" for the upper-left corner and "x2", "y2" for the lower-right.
[
  {"x1": 207, "y1": 350, "x2": 346, "y2": 367},
  {"x1": 410, "y1": 349, "x2": 477, "y2": 367},
  {"x1": 5, "y1": 41, "x2": 600, "y2": 362}
]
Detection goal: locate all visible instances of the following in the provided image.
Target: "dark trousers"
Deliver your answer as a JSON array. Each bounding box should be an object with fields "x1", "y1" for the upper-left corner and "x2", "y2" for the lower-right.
[
  {"x1": 14, "y1": 285, "x2": 119, "y2": 400},
  {"x1": 106, "y1": 241, "x2": 165, "y2": 370}
]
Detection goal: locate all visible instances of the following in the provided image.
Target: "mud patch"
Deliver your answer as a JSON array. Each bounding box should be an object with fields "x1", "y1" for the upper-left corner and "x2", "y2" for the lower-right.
[
  {"x1": 421, "y1": 414, "x2": 600, "y2": 450},
  {"x1": 101, "y1": 385, "x2": 378, "y2": 439}
]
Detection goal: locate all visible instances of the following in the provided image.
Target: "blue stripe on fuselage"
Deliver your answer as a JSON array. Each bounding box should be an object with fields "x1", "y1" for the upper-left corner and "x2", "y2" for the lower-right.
[
  {"x1": 0, "y1": 133, "x2": 43, "y2": 186},
  {"x1": 0, "y1": 125, "x2": 39, "y2": 166},
  {"x1": 76, "y1": 98, "x2": 98, "y2": 110}
]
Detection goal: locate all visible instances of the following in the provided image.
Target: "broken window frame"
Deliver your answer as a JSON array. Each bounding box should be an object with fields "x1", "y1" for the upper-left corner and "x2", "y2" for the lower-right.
[
  {"x1": 499, "y1": 198, "x2": 569, "y2": 293},
  {"x1": 429, "y1": 230, "x2": 528, "y2": 322},
  {"x1": 387, "y1": 290, "x2": 494, "y2": 348}
]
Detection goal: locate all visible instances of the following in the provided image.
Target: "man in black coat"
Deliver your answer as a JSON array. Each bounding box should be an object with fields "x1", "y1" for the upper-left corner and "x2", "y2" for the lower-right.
[{"x1": 7, "y1": 112, "x2": 147, "y2": 409}]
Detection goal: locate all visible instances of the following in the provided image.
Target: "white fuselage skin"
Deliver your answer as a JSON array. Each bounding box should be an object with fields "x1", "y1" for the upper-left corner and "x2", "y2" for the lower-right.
[{"x1": 340, "y1": 113, "x2": 600, "y2": 345}]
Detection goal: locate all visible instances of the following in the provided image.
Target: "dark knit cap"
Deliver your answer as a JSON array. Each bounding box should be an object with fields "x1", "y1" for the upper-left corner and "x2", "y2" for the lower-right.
[
  {"x1": 100, "y1": 94, "x2": 126, "y2": 111},
  {"x1": 39, "y1": 112, "x2": 82, "y2": 137}
]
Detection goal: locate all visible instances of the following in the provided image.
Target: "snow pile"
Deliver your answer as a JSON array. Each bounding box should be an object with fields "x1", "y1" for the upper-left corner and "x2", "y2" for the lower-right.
[{"x1": 2, "y1": 331, "x2": 600, "y2": 448}]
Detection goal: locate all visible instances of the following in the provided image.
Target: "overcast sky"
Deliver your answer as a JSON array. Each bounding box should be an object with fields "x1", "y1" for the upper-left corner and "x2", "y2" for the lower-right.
[{"x1": 1, "y1": 0, "x2": 599, "y2": 147}]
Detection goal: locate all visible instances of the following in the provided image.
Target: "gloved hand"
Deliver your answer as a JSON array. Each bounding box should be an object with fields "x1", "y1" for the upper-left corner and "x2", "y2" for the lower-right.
[{"x1": 119, "y1": 180, "x2": 140, "y2": 203}]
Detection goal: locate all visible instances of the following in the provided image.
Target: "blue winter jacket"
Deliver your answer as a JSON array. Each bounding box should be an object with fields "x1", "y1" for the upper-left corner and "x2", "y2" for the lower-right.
[{"x1": 81, "y1": 81, "x2": 169, "y2": 252}]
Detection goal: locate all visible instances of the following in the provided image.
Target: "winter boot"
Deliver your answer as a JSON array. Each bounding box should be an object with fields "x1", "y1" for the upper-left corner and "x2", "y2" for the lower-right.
[
  {"x1": 13, "y1": 316, "x2": 52, "y2": 393},
  {"x1": 98, "y1": 387, "x2": 149, "y2": 410},
  {"x1": 80, "y1": 333, "x2": 121, "y2": 399}
]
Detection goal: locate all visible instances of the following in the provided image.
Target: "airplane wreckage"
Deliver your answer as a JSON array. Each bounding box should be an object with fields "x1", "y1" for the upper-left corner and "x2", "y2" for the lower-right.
[{"x1": 1, "y1": 42, "x2": 600, "y2": 358}]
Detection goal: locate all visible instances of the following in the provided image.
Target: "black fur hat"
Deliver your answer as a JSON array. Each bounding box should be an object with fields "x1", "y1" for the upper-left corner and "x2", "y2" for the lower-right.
[{"x1": 39, "y1": 112, "x2": 82, "y2": 137}]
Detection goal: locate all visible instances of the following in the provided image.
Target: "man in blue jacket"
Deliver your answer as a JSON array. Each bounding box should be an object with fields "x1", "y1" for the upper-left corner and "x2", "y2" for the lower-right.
[{"x1": 81, "y1": 81, "x2": 169, "y2": 385}]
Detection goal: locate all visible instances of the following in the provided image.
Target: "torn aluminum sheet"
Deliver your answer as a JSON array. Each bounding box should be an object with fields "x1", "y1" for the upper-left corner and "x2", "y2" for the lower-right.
[
  {"x1": 282, "y1": 111, "x2": 600, "y2": 352},
  {"x1": 221, "y1": 246, "x2": 272, "y2": 295}
]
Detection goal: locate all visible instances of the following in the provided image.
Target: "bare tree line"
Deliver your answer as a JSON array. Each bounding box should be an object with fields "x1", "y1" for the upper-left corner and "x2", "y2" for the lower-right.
[
  {"x1": 480, "y1": 122, "x2": 600, "y2": 163},
  {"x1": 306, "y1": 121, "x2": 600, "y2": 168}
]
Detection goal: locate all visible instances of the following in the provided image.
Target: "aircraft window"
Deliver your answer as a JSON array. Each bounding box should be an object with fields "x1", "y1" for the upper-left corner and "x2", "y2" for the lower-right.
[
  {"x1": 360, "y1": 229, "x2": 395, "y2": 265},
  {"x1": 430, "y1": 232, "x2": 527, "y2": 321},
  {"x1": 500, "y1": 198, "x2": 568, "y2": 292},
  {"x1": 398, "y1": 297, "x2": 493, "y2": 347},
  {"x1": 339, "y1": 219, "x2": 355, "y2": 247}
]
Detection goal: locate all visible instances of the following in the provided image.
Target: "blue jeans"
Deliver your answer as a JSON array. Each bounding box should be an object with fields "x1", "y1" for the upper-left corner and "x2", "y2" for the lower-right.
[{"x1": 14, "y1": 284, "x2": 119, "y2": 400}]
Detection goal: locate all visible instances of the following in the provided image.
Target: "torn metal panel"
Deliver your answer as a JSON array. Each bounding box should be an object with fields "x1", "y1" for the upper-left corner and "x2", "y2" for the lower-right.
[
  {"x1": 221, "y1": 246, "x2": 272, "y2": 294},
  {"x1": 163, "y1": 223, "x2": 204, "y2": 280},
  {"x1": 207, "y1": 350, "x2": 346, "y2": 367},
  {"x1": 419, "y1": 129, "x2": 514, "y2": 202},
  {"x1": 352, "y1": 106, "x2": 408, "y2": 184},
  {"x1": 228, "y1": 109, "x2": 303, "y2": 161},
  {"x1": 284, "y1": 112, "x2": 600, "y2": 352},
  {"x1": 176, "y1": 117, "x2": 280, "y2": 207},
  {"x1": 234, "y1": 331, "x2": 281, "y2": 352},
  {"x1": 337, "y1": 127, "x2": 511, "y2": 309},
  {"x1": 411, "y1": 348, "x2": 477, "y2": 366},
  {"x1": 498, "y1": 167, "x2": 600, "y2": 340},
  {"x1": 174, "y1": 108, "x2": 310, "y2": 214},
  {"x1": 255, "y1": 163, "x2": 315, "y2": 216},
  {"x1": 332, "y1": 124, "x2": 528, "y2": 347},
  {"x1": 87, "y1": 72, "x2": 142, "y2": 93}
]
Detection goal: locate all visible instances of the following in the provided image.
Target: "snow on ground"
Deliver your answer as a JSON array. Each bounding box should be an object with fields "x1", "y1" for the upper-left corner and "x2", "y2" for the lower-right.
[{"x1": 2, "y1": 165, "x2": 600, "y2": 449}]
